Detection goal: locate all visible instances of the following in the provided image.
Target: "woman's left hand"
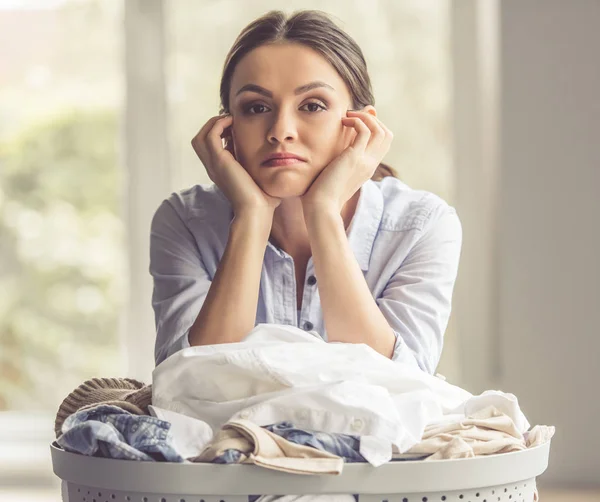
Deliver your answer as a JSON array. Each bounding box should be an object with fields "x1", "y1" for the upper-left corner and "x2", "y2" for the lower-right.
[{"x1": 301, "y1": 110, "x2": 393, "y2": 214}]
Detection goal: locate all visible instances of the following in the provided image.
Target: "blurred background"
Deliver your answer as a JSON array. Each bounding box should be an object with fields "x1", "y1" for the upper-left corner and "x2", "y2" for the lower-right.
[{"x1": 0, "y1": 0, "x2": 598, "y2": 500}]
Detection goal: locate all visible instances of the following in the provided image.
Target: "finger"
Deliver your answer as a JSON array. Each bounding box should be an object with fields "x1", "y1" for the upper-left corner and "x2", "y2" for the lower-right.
[
  {"x1": 192, "y1": 114, "x2": 227, "y2": 145},
  {"x1": 341, "y1": 116, "x2": 371, "y2": 152},
  {"x1": 206, "y1": 115, "x2": 234, "y2": 157},
  {"x1": 191, "y1": 115, "x2": 233, "y2": 179},
  {"x1": 224, "y1": 132, "x2": 234, "y2": 155},
  {"x1": 346, "y1": 111, "x2": 386, "y2": 149},
  {"x1": 375, "y1": 117, "x2": 394, "y2": 150},
  {"x1": 192, "y1": 115, "x2": 231, "y2": 159},
  {"x1": 223, "y1": 127, "x2": 236, "y2": 157},
  {"x1": 347, "y1": 112, "x2": 393, "y2": 166}
]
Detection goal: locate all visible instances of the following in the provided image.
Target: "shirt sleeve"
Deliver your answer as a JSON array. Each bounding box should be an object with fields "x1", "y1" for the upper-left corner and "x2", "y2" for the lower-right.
[
  {"x1": 376, "y1": 205, "x2": 463, "y2": 374},
  {"x1": 149, "y1": 197, "x2": 213, "y2": 366}
]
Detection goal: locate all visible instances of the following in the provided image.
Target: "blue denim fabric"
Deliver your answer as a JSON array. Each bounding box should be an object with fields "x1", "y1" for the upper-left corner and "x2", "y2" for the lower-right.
[
  {"x1": 56, "y1": 404, "x2": 185, "y2": 462},
  {"x1": 265, "y1": 422, "x2": 366, "y2": 463},
  {"x1": 212, "y1": 449, "x2": 244, "y2": 464}
]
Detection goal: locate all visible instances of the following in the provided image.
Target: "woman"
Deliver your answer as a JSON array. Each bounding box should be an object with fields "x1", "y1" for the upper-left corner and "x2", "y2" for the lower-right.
[{"x1": 150, "y1": 10, "x2": 462, "y2": 374}]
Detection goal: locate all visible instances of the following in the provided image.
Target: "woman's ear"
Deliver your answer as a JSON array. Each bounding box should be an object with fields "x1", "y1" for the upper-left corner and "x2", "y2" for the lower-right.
[{"x1": 361, "y1": 105, "x2": 377, "y2": 117}]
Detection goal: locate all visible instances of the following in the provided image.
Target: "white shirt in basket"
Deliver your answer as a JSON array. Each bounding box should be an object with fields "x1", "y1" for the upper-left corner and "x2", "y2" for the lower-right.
[{"x1": 152, "y1": 324, "x2": 530, "y2": 466}]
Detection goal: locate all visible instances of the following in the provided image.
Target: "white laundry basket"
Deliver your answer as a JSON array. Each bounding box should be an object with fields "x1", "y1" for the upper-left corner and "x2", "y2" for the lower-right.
[{"x1": 51, "y1": 440, "x2": 551, "y2": 502}]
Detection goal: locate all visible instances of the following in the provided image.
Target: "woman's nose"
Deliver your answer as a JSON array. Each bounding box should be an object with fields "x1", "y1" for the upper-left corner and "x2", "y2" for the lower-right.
[{"x1": 267, "y1": 109, "x2": 298, "y2": 144}]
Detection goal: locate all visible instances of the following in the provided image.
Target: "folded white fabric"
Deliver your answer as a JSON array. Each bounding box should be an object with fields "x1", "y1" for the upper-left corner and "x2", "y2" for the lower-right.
[{"x1": 153, "y1": 324, "x2": 531, "y2": 466}]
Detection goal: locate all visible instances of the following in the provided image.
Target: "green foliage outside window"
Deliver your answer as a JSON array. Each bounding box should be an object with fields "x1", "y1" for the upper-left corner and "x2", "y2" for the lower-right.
[{"x1": 0, "y1": 109, "x2": 124, "y2": 411}]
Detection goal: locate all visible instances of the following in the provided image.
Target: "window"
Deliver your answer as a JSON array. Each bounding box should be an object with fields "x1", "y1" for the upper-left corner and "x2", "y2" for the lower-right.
[{"x1": 0, "y1": 0, "x2": 124, "y2": 497}]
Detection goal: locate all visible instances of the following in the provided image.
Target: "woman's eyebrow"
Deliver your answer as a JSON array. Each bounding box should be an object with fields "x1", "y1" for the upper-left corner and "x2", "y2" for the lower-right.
[{"x1": 235, "y1": 81, "x2": 335, "y2": 98}]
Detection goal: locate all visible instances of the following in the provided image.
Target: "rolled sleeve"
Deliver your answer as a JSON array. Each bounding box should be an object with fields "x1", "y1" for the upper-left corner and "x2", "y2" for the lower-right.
[
  {"x1": 377, "y1": 206, "x2": 463, "y2": 373},
  {"x1": 149, "y1": 197, "x2": 212, "y2": 366}
]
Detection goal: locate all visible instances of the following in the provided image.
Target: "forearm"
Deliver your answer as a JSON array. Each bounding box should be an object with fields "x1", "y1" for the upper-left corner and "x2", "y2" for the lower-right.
[
  {"x1": 188, "y1": 211, "x2": 272, "y2": 346},
  {"x1": 304, "y1": 205, "x2": 396, "y2": 358}
]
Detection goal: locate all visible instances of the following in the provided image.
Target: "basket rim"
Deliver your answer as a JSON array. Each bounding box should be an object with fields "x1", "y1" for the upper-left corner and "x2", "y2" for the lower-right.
[{"x1": 50, "y1": 439, "x2": 552, "y2": 495}]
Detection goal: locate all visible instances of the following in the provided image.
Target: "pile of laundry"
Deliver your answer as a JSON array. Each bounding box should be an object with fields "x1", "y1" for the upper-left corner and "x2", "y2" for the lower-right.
[{"x1": 54, "y1": 324, "x2": 555, "y2": 476}]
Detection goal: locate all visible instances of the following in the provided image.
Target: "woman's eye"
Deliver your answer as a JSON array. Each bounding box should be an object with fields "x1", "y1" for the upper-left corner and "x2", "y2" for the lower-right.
[
  {"x1": 245, "y1": 104, "x2": 269, "y2": 115},
  {"x1": 243, "y1": 101, "x2": 327, "y2": 115},
  {"x1": 301, "y1": 102, "x2": 327, "y2": 113}
]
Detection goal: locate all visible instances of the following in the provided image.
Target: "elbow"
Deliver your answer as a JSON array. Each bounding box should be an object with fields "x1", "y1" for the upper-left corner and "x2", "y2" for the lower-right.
[
  {"x1": 155, "y1": 327, "x2": 192, "y2": 367},
  {"x1": 391, "y1": 329, "x2": 439, "y2": 374}
]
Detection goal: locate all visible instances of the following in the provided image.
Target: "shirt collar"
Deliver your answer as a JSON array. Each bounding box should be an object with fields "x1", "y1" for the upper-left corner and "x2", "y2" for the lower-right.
[
  {"x1": 264, "y1": 179, "x2": 384, "y2": 270},
  {"x1": 346, "y1": 179, "x2": 384, "y2": 272}
]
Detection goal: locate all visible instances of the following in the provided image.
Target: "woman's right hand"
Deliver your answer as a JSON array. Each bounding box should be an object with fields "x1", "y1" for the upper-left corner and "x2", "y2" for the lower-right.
[{"x1": 191, "y1": 114, "x2": 282, "y2": 217}]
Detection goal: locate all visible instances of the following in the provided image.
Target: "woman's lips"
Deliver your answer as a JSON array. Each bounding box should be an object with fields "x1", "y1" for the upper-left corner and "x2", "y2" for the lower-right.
[{"x1": 262, "y1": 158, "x2": 306, "y2": 167}]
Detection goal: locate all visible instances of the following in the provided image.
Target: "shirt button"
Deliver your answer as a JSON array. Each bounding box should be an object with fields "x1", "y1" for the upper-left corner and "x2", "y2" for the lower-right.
[
  {"x1": 240, "y1": 410, "x2": 252, "y2": 419},
  {"x1": 303, "y1": 321, "x2": 314, "y2": 331},
  {"x1": 351, "y1": 418, "x2": 364, "y2": 432},
  {"x1": 307, "y1": 275, "x2": 317, "y2": 286}
]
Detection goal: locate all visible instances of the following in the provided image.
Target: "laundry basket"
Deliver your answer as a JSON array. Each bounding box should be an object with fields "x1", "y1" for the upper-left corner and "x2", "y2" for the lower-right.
[{"x1": 51, "y1": 439, "x2": 551, "y2": 502}]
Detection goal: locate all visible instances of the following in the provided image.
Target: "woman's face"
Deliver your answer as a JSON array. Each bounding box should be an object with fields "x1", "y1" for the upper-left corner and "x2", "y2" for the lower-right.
[{"x1": 228, "y1": 42, "x2": 362, "y2": 199}]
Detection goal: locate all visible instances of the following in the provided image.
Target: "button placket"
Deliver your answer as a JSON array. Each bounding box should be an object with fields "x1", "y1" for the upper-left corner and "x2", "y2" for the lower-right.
[
  {"x1": 287, "y1": 258, "x2": 296, "y2": 325},
  {"x1": 301, "y1": 262, "x2": 317, "y2": 331}
]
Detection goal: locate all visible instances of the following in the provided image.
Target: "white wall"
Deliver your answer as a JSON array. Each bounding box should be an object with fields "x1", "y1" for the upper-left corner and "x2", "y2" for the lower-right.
[
  {"x1": 497, "y1": 0, "x2": 600, "y2": 486},
  {"x1": 455, "y1": 0, "x2": 600, "y2": 487}
]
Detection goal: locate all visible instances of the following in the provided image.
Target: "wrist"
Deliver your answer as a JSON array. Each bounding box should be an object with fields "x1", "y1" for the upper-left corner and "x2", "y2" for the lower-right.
[
  {"x1": 302, "y1": 199, "x2": 340, "y2": 220},
  {"x1": 303, "y1": 201, "x2": 343, "y2": 230},
  {"x1": 232, "y1": 208, "x2": 274, "y2": 234}
]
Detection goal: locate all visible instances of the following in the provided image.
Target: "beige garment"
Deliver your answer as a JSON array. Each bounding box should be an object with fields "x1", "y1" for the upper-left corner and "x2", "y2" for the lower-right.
[
  {"x1": 191, "y1": 418, "x2": 344, "y2": 475},
  {"x1": 404, "y1": 405, "x2": 555, "y2": 461},
  {"x1": 390, "y1": 410, "x2": 523, "y2": 460},
  {"x1": 407, "y1": 405, "x2": 525, "y2": 460},
  {"x1": 403, "y1": 406, "x2": 554, "y2": 502},
  {"x1": 404, "y1": 405, "x2": 555, "y2": 502},
  {"x1": 525, "y1": 424, "x2": 556, "y2": 448},
  {"x1": 54, "y1": 377, "x2": 152, "y2": 438}
]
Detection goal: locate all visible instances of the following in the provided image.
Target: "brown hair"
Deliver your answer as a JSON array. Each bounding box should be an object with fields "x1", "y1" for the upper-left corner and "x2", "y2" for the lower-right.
[{"x1": 218, "y1": 9, "x2": 398, "y2": 181}]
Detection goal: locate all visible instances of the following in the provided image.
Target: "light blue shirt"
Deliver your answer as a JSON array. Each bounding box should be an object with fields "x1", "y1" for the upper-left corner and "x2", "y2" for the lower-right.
[{"x1": 150, "y1": 177, "x2": 462, "y2": 373}]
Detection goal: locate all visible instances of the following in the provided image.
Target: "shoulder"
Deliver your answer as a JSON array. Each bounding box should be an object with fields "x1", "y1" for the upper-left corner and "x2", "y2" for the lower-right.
[
  {"x1": 373, "y1": 177, "x2": 458, "y2": 233},
  {"x1": 160, "y1": 183, "x2": 230, "y2": 219},
  {"x1": 152, "y1": 183, "x2": 232, "y2": 227}
]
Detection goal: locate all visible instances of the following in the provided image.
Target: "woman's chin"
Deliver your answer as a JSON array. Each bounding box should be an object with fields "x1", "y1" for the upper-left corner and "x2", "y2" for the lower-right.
[
  {"x1": 260, "y1": 178, "x2": 312, "y2": 199},
  {"x1": 263, "y1": 185, "x2": 309, "y2": 199}
]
